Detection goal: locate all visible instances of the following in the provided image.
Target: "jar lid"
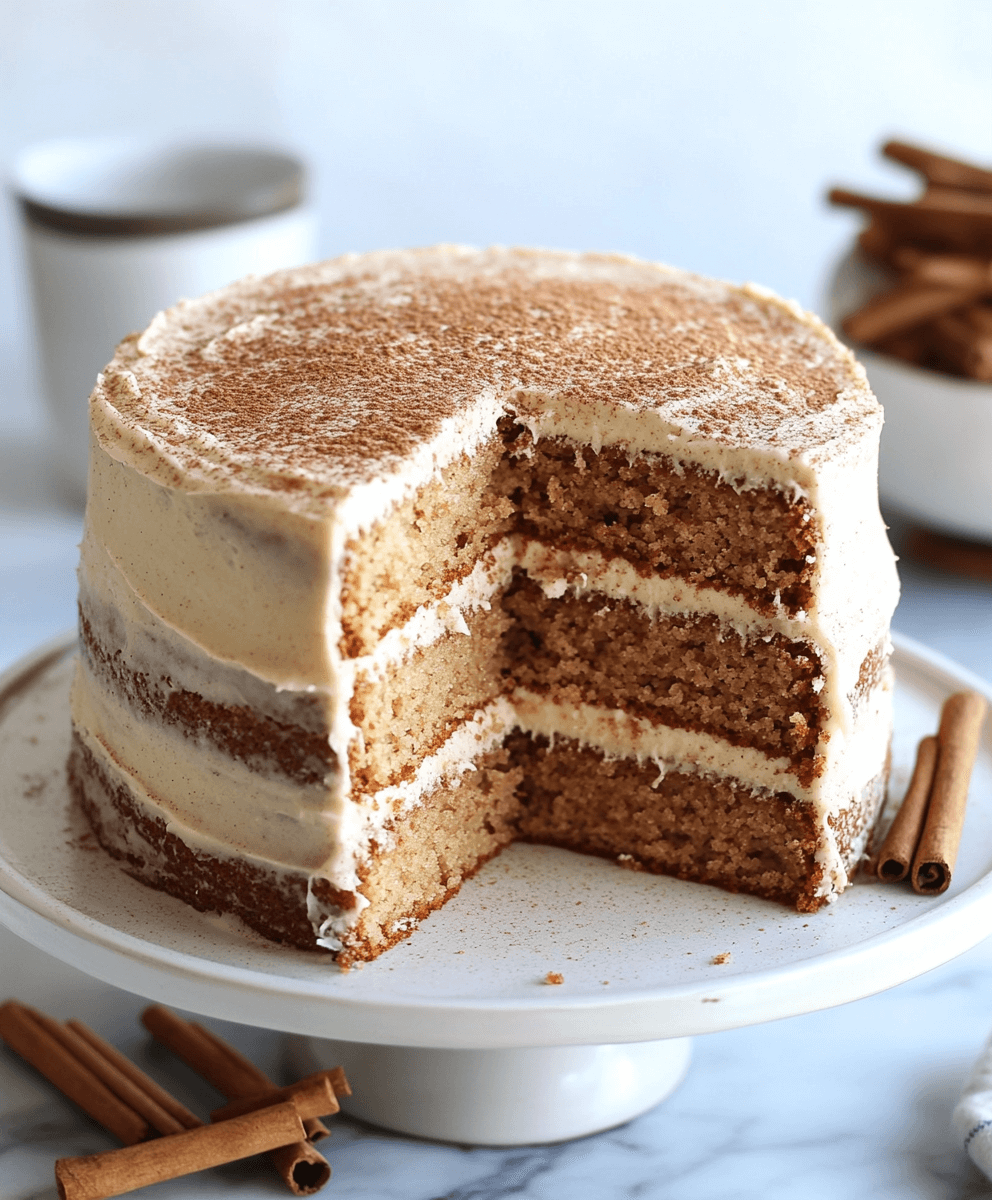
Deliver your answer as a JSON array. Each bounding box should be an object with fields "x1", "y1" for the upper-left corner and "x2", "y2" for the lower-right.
[{"x1": 12, "y1": 138, "x2": 305, "y2": 237}]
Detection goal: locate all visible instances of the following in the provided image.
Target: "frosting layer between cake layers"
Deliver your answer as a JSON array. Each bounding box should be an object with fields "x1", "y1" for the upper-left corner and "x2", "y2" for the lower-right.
[{"x1": 70, "y1": 246, "x2": 899, "y2": 958}]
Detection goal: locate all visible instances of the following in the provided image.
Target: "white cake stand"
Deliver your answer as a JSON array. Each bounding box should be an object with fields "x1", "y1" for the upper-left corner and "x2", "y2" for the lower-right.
[{"x1": 1, "y1": 632, "x2": 992, "y2": 1145}]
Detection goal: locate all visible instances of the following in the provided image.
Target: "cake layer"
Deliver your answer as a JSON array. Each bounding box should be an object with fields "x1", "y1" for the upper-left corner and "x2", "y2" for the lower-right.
[
  {"x1": 71, "y1": 648, "x2": 891, "y2": 911},
  {"x1": 324, "y1": 746, "x2": 524, "y2": 963},
  {"x1": 340, "y1": 438, "x2": 514, "y2": 656},
  {"x1": 510, "y1": 733, "x2": 885, "y2": 913},
  {"x1": 70, "y1": 662, "x2": 341, "y2": 871},
  {"x1": 87, "y1": 249, "x2": 899, "y2": 701},
  {"x1": 339, "y1": 422, "x2": 819, "y2": 655},
  {"x1": 69, "y1": 726, "x2": 523, "y2": 963},
  {"x1": 68, "y1": 716, "x2": 886, "y2": 961},
  {"x1": 348, "y1": 602, "x2": 510, "y2": 794},
  {"x1": 502, "y1": 571, "x2": 824, "y2": 777},
  {"x1": 511, "y1": 732, "x2": 823, "y2": 908},
  {"x1": 493, "y1": 420, "x2": 817, "y2": 616},
  {"x1": 79, "y1": 611, "x2": 333, "y2": 786}
]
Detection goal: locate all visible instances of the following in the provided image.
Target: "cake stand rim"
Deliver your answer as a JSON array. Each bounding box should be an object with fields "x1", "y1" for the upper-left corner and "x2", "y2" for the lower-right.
[{"x1": 1, "y1": 628, "x2": 991, "y2": 1048}]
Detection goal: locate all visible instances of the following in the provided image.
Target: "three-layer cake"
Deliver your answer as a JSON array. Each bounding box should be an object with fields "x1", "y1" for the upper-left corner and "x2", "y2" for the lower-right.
[{"x1": 69, "y1": 246, "x2": 899, "y2": 964}]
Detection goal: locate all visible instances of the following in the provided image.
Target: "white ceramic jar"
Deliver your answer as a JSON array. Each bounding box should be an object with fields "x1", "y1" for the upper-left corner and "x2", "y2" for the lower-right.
[{"x1": 12, "y1": 138, "x2": 319, "y2": 503}]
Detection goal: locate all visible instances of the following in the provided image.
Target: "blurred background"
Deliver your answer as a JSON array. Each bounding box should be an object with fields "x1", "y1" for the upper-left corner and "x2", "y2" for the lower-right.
[
  {"x1": 4, "y1": 0, "x2": 991, "y2": 669},
  {"x1": 4, "y1": 0, "x2": 991, "y2": 434},
  {"x1": 0, "y1": 0, "x2": 989, "y2": 645}
]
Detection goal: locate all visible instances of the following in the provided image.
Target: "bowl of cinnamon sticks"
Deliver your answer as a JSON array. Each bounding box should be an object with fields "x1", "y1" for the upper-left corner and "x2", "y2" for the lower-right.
[{"x1": 826, "y1": 140, "x2": 992, "y2": 542}]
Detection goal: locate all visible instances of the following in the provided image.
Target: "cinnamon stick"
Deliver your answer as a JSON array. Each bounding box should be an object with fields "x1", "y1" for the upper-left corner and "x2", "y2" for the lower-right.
[
  {"x1": 55, "y1": 1101, "x2": 306, "y2": 1200},
  {"x1": 193, "y1": 1021, "x2": 271, "y2": 1083},
  {"x1": 912, "y1": 691, "x2": 989, "y2": 895},
  {"x1": 0, "y1": 1002, "x2": 148, "y2": 1145},
  {"x1": 876, "y1": 736, "x2": 939, "y2": 882},
  {"x1": 269, "y1": 1140, "x2": 332, "y2": 1196},
  {"x1": 883, "y1": 140, "x2": 992, "y2": 193},
  {"x1": 211, "y1": 1073, "x2": 339, "y2": 1123},
  {"x1": 828, "y1": 188, "x2": 992, "y2": 255},
  {"x1": 929, "y1": 313, "x2": 992, "y2": 381},
  {"x1": 921, "y1": 186, "x2": 992, "y2": 217},
  {"x1": 141, "y1": 1007, "x2": 261, "y2": 1097},
  {"x1": 141, "y1": 1006, "x2": 331, "y2": 1194},
  {"x1": 858, "y1": 219, "x2": 897, "y2": 262},
  {"x1": 192, "y1": 1018, "x2": 331, "y2": 1141},
  {"x1": 327, "y1": 1064, "x2": 352, "y2": 1098},
  {"x1": 892, "y1": 247, "x2": 992, "y2": 290},
  {"x1": 841, "y1": 281, "x2": 983, "y2": 344},
  {"x1": 29, "y1": 1011, "x2": 186, "y2": 1138},
  {"x1": 66, "y1": 1020, "x2": 201, "y2": 1131}
]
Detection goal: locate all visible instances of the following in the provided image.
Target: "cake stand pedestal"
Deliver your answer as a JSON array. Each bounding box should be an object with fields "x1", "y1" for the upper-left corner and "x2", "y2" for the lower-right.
[
  {"x1": 291, "y1": 1037, "x2": 692, "y2": 1143},
  {"x1": 2, "y1": 633, "x2": 992, "y2": 1145}
]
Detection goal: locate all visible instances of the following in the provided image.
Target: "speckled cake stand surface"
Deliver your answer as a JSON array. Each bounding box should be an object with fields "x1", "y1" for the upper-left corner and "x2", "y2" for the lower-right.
[{"x1": 2, "y1": 632, "x2": 992, "y2": 1144}]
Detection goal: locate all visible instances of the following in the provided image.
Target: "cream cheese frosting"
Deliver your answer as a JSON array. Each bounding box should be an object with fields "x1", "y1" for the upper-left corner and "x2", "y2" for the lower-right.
[
  {"x1": 91, "y1": 247, "x2": 882, "y2": 508},
  {"x1": 75, "y1": 520, "x2": 893, "y2": 909}
]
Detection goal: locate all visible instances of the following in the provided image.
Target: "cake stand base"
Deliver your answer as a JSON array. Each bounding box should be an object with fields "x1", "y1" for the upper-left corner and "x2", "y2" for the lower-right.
[{"x1": 290, "y1": 1035, "x2": 692, "y2": 1144}]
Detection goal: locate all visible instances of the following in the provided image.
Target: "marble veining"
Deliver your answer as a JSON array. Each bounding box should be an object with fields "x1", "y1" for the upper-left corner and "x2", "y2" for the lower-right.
[{"x1": 4, "y1": 924, "x2": 992, "y2": 1198}]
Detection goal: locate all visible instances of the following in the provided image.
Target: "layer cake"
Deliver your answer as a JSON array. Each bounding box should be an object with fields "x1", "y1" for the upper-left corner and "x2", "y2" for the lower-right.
[{"x1": 68, "y1": 246, "x2": 900, "y2": 964}]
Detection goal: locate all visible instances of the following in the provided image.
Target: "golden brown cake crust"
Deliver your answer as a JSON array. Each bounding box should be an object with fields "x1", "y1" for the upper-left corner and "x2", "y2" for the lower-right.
[
  {"x1": 69, "y1": 730, "x2": 318, "y2": 949},
  {"x1": 78, "y1": 611, "x2": 335, "y2": 786}
]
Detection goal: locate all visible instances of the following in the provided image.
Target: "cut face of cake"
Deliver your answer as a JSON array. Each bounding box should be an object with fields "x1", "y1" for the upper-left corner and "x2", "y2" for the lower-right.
[{"x1": 68, "y1": 246, "x2": 900, "y2": 965}]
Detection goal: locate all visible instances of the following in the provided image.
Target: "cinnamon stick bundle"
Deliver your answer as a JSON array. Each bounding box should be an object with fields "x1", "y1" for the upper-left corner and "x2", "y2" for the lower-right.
[
  {"x1": 142, "y1": 1006, "x2": 333, "y2": 1194},
  {"x1": 913, "y1": 691, "x2": 988, "y2": 895},
  {"x1": 828, "y1": 141, "x2": 992, "y2": 377},
  {"x1": 55, "y1": 1101, "x2": 306, "y2": 1200},
  {"x1": 2, "y1": 999, "x2": 340, "y2": 1197}
]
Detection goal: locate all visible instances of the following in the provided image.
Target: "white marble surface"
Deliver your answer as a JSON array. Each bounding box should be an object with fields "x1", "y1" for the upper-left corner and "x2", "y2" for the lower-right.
[
  {"x1": 3, "y1": 419, "x2": 992, "y2": 1196},
  {"x1": 5, "y1": 922, "x2": 992, "y2": 1199}
]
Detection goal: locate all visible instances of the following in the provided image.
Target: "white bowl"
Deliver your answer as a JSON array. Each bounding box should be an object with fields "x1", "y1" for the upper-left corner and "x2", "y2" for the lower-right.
[{"x1": 825, "y1": 248, "x2": 992, "y2": 542}]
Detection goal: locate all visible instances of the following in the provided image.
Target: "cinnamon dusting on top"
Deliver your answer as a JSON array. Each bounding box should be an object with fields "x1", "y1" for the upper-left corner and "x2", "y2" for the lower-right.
[{"x1": 91, "y1": 247, "x2": 877, "y2": 508}]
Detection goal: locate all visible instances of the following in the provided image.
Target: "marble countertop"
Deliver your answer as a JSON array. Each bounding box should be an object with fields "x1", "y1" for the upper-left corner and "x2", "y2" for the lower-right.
[{"x1": 3, "y1": 422, "x2": 992, "y2": 1198}]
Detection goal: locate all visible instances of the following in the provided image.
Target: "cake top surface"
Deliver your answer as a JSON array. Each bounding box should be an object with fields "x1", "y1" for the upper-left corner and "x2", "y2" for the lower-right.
[{"x1": 92, "y1": 246, "x2": 879, "y2": 505}]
